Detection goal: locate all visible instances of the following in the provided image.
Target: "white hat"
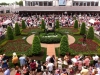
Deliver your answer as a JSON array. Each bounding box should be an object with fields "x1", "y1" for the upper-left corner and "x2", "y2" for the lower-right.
[
  {"x1": 13, "y1": 52, "x2": 16, "y2": 56},
  {"x1": 58, "y1": 58, "x2": 61, "y2": 61}
]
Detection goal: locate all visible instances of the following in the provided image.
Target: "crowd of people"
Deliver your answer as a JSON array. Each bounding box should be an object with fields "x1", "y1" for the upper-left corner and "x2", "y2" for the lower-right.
[
  {"x1": 0, "y1": 52, "x2": 100, "y2": 75},
  {"x1": 0, "y1": 13, "x2": 100, "y2": 36}
]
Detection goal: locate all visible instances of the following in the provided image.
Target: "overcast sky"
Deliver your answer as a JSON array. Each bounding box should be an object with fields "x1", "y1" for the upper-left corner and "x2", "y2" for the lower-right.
[{"x1": 0, "y1": 0, "x2": 21, "y2": 3}]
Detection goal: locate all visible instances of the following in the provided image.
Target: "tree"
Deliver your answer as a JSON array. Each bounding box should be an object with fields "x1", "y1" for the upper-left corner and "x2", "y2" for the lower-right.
[
  {"x1": 0, "y1": 2, "x2": 9, "y2": 5},
  {"x1": 60, "y1": 35, "x2": 69, "y2": 56},
  {"x1": 7, "y1": 26, "x2": 14, "y2": 40},
  {"x1": 87, "y1": 26, "x2": 94, "y2": 39},
  {"x1": 15, "y1": 23, "x2": 21, "y2": 36},
  {"x1": 18, "y1": 1, "x2": 23, "y2": 6},
  {"x1": 80, "y1": 22, "x2": 86, "y2": 35},
  {"x1": 41, "y1": 19, "x2": 45, "y2": 30},
  {"x1": 55, "y1": 20, "x2": 60, "y2": 29},
  {"x1": 22, "y1": 20, "x2": 26, "y2": 29},
  {"x1": 74, "y1": 20, "x2": 78, "y2": 29},
  {"x1": 32, "y1": 36, "x2": 41, "y2": 55}
]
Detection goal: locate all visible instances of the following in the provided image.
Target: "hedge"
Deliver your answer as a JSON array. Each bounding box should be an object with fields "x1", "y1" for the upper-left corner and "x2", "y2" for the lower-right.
[
  {"x1": 60, "y1": 35, "x2": 69, "y2": 56},
  {"x1": 80, "y1": 22, "x2": 86, "y2": 35},
  {"x1": 74, "y1": 20, "x2": 78, "y2": 29},
  {"x1": 7, "y1": 26, "x2": 14, "y2": 40},
  {"x1": 32, "y1": 36, "x2": 41, "y2": 55},
  {"x1": 87, "y1": 26, "x2": 94, "y2": 39},
  {"x1": 15, "y1": 23, "x2": 21, "y2": 36}
]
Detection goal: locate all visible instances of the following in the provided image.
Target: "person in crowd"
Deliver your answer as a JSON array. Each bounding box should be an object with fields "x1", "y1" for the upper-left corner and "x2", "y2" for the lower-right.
[
  {"x1": 92, "y1": 54, "x2": 99, "y2": 66},
  {"x1": 63, "y1": 53, "x2": 70, "y2": 66},
  {"x1": 22, "y1": 64, "x2": 29, "y2": 75},
  {"x1": 57, "y1": 58, "x2": 62, "y2": 71},
  {"x1": 95, "y1": 60, "x2": 100, "y2": 68},
  {"x1": 30, "y1": 60, "x2": 36, "y2": 75},
  {"x1": 19, "y1": 54, "x2": 26, "y2": 69},
  {"x1": 4, "y1": 67, "x2": 10, "y2": 75},
  {"x1": 47, "y1": 61, "x2": 54, "y2": 74},
  {"x1": 2, "y1": 54, "x2": 9, "y2": 71},
  {"x1": 80, "y1": 66, "x2": 89, "y2": 75},
  {"x1": 12, "y1": 52, "x2": 18, "y2": 67}
]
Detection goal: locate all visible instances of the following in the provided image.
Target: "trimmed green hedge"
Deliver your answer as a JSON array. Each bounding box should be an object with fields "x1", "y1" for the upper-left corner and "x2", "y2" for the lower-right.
[{"x1": 39, "y1": 33, "x2": 62, "y2": 43}]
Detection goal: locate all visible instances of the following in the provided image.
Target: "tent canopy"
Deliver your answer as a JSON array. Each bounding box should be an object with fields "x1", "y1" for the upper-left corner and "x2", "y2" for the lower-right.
[
  {"x1": 89, "y1": 19, "x2": 96, "y2": 24},
  {"x1": 3, "y1": 20, "x2": 12, "y2": 25}
]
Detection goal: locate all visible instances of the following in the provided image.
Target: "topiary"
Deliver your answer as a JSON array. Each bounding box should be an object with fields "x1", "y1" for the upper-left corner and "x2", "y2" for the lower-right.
[
  {"x1": 60, "y1": 35, "x2": 69, "y2": 56},
  {"x1": 80, "y1": 22, "x2": 86, "y2": 35},
  {"x1": 22, "y1": 20, "x2": 26, "y2": 29},
  {"x1": 87, "y1": 26, "x2": 94, "y2": 39},
  {"x1": 74, "y1": 20, "x2": 78, "y2": 29},
  {"x1": 56, "y1": 20, "x2": 60, "y2": 29},
  {"x1": 15, "y1": 22, "x2": 21, "y2": 36},
  {"x1": 7, "y1": 26, "x2": 14, "y2": 40},
  {"x1": 32, "y1": 36, "x2": 41, "y2": 55},
  {"x1": 41, "y1": 19, "x2": 45, "y2": 30}
]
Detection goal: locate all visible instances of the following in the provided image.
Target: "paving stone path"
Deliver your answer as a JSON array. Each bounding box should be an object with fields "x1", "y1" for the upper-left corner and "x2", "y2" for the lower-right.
[{"x1": 26, "y1": 34, "x2": 75, "y2": 56}]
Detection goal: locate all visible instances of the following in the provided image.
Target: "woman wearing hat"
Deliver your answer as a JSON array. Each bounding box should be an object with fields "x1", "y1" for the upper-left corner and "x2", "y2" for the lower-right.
[{"x1": 12, "y1": 52, "x2": 18, "y2": 67}]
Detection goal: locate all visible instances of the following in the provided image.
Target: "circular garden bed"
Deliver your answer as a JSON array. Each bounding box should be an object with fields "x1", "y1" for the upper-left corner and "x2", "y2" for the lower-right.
[{"x1": 39, "y1": 32, "x2": 62, "y2": 44}]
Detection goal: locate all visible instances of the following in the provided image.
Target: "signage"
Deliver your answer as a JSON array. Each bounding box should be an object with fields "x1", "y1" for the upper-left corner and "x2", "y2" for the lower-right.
[{"x1": 59, "y1": 0, "x2": 66, "y2": 6}]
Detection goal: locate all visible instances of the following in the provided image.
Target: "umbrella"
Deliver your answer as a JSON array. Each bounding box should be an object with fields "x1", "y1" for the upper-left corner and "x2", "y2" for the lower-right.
[{"x1": 89, "y1": 19, "x2": 96, "y2": 24}]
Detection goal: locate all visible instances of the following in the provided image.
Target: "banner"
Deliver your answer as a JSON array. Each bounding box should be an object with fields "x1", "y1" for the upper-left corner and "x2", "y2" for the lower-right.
[{"x1": 59, "y1": 0, "x2": 66, "y2": 6}]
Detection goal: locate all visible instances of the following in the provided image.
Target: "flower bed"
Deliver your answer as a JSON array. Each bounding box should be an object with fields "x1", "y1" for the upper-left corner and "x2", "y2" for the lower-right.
[
  {"x1": 1, "y1": 39, "x2": 31, "y2": 56},
  {"x1": 70, "y1": 38, "x2": 99, "y2": 53}
]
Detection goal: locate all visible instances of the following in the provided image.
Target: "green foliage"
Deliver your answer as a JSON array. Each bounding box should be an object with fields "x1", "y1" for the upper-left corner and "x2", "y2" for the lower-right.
[
  {"x1": 60, "y1": 35, "x2": 69, "y2": 56},
  {"x1": 41, "y1": 20, "x2": 45, "y2": 30},
  {"x1": 7, "y1": 26, "x2": 14, "y2": 40},
  {"x1": 18, "y1": 1, "x2": 23, "y2": 6},
  {"x1": 56, "y1": 20, "x2": 60, "y2": 29},
  {"x1": 22, "y1": 20, "x2": 26, "y2": 29},
  {"x1": 32, "y1": 36, "x2": 41, "y2": 55},
  {"x1": 74, "y1": 20, "x2": 78, "y2": 29},
  {"x1": 15, "y1": 23, "x2": 21, "y2": 36},
  {"x1": 87, "y1": 26, "x2": 94, "y2": 39},
  {"x1": 39, "y1": 33, "x2": 62, "y2": 43},
  {"x1": 0, "y1": 2, "x2": 9, "y2": 5},
  {"x1": 80, "y1": 22, "x2": 86, "y2": 35}
]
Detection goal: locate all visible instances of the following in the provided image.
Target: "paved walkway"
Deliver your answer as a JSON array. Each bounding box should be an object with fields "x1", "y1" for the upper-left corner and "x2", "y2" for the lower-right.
[{"x1": 26, "y1": 35, "x2": 75, "y2": 56}]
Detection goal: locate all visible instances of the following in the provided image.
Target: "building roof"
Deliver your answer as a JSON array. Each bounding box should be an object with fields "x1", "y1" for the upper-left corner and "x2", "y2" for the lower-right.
[{"x1": 13, "y1": 6, "x2": 100, "y2": 12}]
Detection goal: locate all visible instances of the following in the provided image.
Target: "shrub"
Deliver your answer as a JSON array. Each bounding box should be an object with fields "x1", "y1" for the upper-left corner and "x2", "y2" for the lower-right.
[
  {"x1": 74, "y1": 20, "x2": 78, "y2": 29},
  {"x1": 56, "y1": 20, "x2": 60, "y2": 29},
  {"x1": 39, "y1": 33, "x2": 62, "y2": 43},
  {"x1": 87, "y1": 26, "x2": 94, "y2": 39},
  {"x1": 15, "y1": 23, "x2": 21, "y2": 36},
  {"x1": 22, "y1": 20, "x2": 26, "y2": 29},
  {"x1": 7, "y1": 26, "x2": 14, "y2": 40},
  {"x1": 32, "y1": 36, "x2": 41, "y2": 55},
  {"x1": 80, "y1": 22, "x2": 86, "y2": 35},
  {"x1": 60, "y1": 35, "x2": 69, "y2": 56},
  {"x1": 41, "y1": 19, "x2": 45, "y2": 30}
]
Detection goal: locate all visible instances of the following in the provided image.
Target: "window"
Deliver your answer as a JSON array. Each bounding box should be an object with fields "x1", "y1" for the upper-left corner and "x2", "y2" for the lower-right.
[
  {"x1": 39, "y1": 2, "x2": 43, "y2": 6},
  {"x1": 35, "y1": 2, "x2": 38, "y2": 5},
  {"x1": 79, "y1": 2, "x2": 83, "y2": 6},
  {"x1": 95, "y1": 2, "x2": 98, "y2": 6},
  {"x1": 6, "y1": 10, "x2": 10, "y2": 13},
  {"x1": 44, "y1": 1, "x2": 47, "y2": 6},
  {"x1": 91, "y1": 2, "x2": 94, "y2": 6},
  {"x1": 87, "y1": 2, "x2": 90, "y2": 6},
  {"x1": 33, "y1": 2, "x2": 35, "y2": 6},
  {"x1": 48, "y1": 1, "x2": 52, "y2": 6},
  {"x1": 83, "y1": 2, "x2": 86, "y2": 6},
  {"x1": 76, "y1": 2, "x2": 78, "y2": 6},
  {"x1": 73, "y1": 2, "x2": 75, "y2": 6}
]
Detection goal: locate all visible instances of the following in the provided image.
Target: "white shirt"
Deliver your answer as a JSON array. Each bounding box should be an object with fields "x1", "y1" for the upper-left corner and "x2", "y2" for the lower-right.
[
  {"x1": 47, "y1": 63, "x2": 54, "y2": 71},
  {"x1": 93, "y1": 55, "x2": 99, "y2": 61},
  {"x1": 4, "y1": 69, "x2": 10, "y2": 75},
  {"x1": 46, "y1": 56, "x2": 51, "y2": 62}
]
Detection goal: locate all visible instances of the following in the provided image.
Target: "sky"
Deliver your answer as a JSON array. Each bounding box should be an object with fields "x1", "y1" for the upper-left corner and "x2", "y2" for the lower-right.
[{"x1": 0, "y1": 0, "x2": 21, "y2": 3}]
